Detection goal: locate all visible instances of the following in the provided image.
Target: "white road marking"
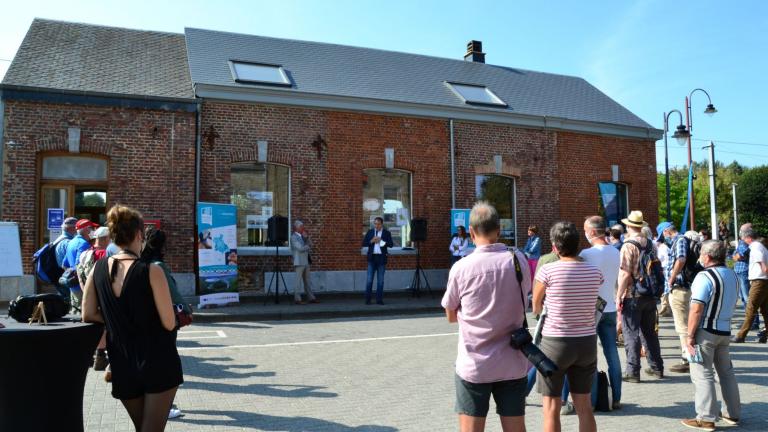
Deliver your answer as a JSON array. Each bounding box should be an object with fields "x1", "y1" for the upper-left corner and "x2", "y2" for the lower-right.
[
  {"x1": 177, "y1": 332, "x2": 458, "y2": 351},
  {"x1": 177, "y1": 330, "x2": 227, "y2": 340}
]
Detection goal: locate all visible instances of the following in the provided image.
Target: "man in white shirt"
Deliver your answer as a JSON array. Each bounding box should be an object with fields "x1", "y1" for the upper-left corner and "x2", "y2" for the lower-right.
[
  {"x1": 733, "y1": 227, "x2": 768, "y2": 343},
  {"x1": 580, "y1": 216, "x2": 622, "y2": 409}
]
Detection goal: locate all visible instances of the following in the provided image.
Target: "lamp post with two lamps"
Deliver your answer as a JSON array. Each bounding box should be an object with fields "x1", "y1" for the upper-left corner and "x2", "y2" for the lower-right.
[
  {"x1": 662, "y1": 110, "x2": 690, "y2": 221},
  {"x1": 684, "y1": 88, "x2": 717, "y2": 231}
]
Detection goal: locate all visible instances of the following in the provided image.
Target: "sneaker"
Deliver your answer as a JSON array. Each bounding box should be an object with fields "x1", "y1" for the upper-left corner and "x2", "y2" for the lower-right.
[
  {"x1": 644, "y1": 368, "x2": 663, "y2": 378},
  {"x1": 718, "y1": 412, "x2": 739, "y2": 425},
  {"x1": 622, "y1": 374, "x2": 640, "y2": 383},
  {"x1": 560, "y1": 401, "x2": 574, "y2": 415},
  {"x1": 93, "y1": 354, "x2": 109, "y2": 371},
  {"x1": 168, "y1": 406, "x2": 183, "y2": 419},
  {"x1": 681, "y1": 418, "x2": 715, "y2": 431},
  {"x1": 670, "y1": 361, "x2": 690, "y2": 373},
  {"x1": 612, "y1": 401, "x2": 622, "y2": 410},
  {"x1": 758, "y1": 330, "x2": 767, "y2": 344}
]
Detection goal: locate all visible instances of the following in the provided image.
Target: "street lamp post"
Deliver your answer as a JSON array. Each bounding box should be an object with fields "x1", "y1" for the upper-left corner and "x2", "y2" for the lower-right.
[
  {"x1": 684, "y1": 88, "x2": 717, "y2": 231},
  {"x1": 732, "y1": 183, "x2": 738, "y2": 244},
  {"x1": 662, "y1": 110, "x2": 690, "y2": 221}
]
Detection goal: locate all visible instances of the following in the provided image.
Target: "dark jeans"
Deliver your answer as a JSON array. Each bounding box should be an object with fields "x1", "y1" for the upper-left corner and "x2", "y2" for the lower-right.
[
  {"x1": 591, "y1": 312, "x2": 622, "y2": 404},
  {"x1": 365, "y1": 255, "x2": 386, "y2": 303},
  {"x1": 54, "y1": 284, "x2": 71, "y2": 304},
  {"x1": 622, "y1": 297, "x2": 663, "y2": 376}
]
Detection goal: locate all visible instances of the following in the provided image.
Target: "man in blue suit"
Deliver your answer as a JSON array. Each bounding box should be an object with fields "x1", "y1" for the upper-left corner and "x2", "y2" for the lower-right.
[{"x1": 362, "y1": 216, "x2": 394, "y2": 304}]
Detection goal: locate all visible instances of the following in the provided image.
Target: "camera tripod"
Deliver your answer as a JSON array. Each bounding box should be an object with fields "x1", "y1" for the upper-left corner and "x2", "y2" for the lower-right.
[
  {"x1": 264, "y1": 242, "x2": 289, "y2": 304},
  {"x1": 409, "y1": 242, "x2": 433, "y2": 298}
]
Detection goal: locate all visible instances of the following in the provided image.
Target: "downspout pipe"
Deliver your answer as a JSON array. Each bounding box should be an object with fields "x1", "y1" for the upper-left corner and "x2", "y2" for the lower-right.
[
  {"x1": 449, "y1": 119, "x2": 456, "y2": 209},
  {"x1": 0, "y1": 92, "x2": 5, "y2": 218},
  {"x1": 193, "y1": 99, "x2": 202, "y2": 296},
  {"x1": 194, "y1": 100, "x2": 202, "y2": 203}
]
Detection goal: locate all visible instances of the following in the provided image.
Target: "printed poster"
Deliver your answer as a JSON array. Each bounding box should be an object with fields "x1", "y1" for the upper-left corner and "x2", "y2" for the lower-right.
[{"x1": 197, "y1": 202, "x2": 239, "y2": 307}]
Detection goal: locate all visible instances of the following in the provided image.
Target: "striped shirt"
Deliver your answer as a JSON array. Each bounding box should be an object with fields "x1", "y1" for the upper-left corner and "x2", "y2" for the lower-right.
[
  {"x1": 690, "y1": 266, "x2": 738, "y2": 335},
  {"x1": 536, "y1": 260, "x2": 603, "y2": 337}
]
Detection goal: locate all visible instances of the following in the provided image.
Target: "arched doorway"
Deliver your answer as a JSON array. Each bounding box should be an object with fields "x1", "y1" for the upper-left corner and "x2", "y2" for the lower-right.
[{"x1": 38, "y1": 154, "x2": 109, "y2": 243}]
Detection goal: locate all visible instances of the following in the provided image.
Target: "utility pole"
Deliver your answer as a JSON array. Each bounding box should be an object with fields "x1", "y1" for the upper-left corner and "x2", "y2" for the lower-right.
[
  {"x1": 732, "y1": 183, "x2": 738, "y2": 242},
  {"x1": 703, "y1": 141, "x2": 718, "y2": 240}
]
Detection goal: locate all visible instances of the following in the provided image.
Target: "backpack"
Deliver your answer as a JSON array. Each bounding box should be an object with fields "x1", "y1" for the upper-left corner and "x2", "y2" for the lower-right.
[
  {"x1": 76, "y1": 249, "x2": 98, "y2": 287},
  {"x1": 32, "y1": 237, "x2": 67, "y2": 284},
  {"x1": 594, "y1": 370, "x2": 613, "y2": 412},
  {"x1": 626, "y1": 239, "x2": 665, "y2": 298},
  {"x1": 680, "y1": 237, "x2": 703, "y2": 286}
]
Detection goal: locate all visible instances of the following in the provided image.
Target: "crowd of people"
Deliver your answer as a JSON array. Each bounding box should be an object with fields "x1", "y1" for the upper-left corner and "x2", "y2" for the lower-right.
[
  {"x1": 38, "y1": 200, "x2": 767, "y2": 432},
  {"x1": 443, "y1": 202, "x2": 768, "y2": 432}
]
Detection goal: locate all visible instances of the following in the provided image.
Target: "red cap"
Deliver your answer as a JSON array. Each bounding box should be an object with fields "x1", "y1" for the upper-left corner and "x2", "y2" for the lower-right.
[{"x1": 75, "y1": 219, "x2": 99, "y2": 230}]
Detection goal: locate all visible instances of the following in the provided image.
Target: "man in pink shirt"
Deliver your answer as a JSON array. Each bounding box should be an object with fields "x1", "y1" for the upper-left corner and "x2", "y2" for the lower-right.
[{"x1": 442, "y1": 202, "x2": 531, "y2": 432}]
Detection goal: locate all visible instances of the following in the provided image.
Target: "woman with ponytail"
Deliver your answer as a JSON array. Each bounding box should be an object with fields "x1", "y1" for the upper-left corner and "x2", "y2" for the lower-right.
[{"x1": 82, "y1": 204, "x2": 183, "y2": 431}]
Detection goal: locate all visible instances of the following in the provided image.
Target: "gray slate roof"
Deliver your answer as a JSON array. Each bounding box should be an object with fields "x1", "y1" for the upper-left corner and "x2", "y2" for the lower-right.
[
  {"x1": 185, "y1": 28, "x2": 652, "y2": 130},
  {"x1": 2, "y1": 19, "x2": 194, "y2": 100}
]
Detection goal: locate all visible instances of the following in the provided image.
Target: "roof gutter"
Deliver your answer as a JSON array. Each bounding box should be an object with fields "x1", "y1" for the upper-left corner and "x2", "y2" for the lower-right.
[
  {"x1": 0, "y1": 84, "x2": 198, "y2": 112},
  {"x1": 194, "y1": 83, "x2": 663, "y2": 140}
]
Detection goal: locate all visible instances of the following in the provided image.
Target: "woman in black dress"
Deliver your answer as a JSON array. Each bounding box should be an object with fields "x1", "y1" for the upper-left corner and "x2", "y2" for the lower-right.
[{"x1": 82, "y1": 204, "x2": 182, "y2": 431}]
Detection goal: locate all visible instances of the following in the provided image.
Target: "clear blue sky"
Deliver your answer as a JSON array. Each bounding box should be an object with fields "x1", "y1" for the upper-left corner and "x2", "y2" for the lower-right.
[{"x1": 2, "y1": 0, "x2": 766, "y2": 170}]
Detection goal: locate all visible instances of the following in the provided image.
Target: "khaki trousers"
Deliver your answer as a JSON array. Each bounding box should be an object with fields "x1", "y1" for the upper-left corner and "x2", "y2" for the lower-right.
[
  {"x1": 294, "y1": 265, "x2": 316, "y2": 302},
  {"x1": 670, "y1": 288, "x2": 691, "y2": 355},
  {"x1": 736, "y1": 279, "x2": 768, "y2": 339}
]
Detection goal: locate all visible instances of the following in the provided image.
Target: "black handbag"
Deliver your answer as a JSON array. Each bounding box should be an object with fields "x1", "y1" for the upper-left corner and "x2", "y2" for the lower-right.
[{"x1": 8, "y1": 294, "x2": 69, "y2": 323}]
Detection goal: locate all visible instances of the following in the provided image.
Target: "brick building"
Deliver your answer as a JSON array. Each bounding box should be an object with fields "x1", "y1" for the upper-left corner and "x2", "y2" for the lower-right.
[{"x1": 1, "y1": 19, "x2": 662, "y2": 300}]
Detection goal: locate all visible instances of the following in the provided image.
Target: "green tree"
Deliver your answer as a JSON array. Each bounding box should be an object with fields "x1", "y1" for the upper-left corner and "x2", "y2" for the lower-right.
[
  {"x1": 76, "y1": 192, "x2": 106, "y2": 207},
  {"x1": 658, "y1": 160, "x2": 746, "y2": 236},
  {"x1": 737, "y1": 165, "x2": 768, "y2": 235}
]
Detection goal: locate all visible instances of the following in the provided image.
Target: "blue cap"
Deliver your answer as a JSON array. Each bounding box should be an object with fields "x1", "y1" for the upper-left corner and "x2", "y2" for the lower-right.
[{"x1": 656, "y1": 221, "x2": 673, "y2": 242}]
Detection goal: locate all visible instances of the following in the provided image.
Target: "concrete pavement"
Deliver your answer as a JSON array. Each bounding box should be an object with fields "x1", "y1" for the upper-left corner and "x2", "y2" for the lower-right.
[{"x1": 81, "y1": 308, "x2": 768, "y2": 431}]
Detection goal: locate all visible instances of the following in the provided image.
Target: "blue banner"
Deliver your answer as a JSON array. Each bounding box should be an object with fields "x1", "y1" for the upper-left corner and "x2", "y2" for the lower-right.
[
  {"x1": 681, "y1": 165, "x2": 693, "y2": 232},
  {"x1": 197, "y1": 202, "x2": 239, "y2": 305}
]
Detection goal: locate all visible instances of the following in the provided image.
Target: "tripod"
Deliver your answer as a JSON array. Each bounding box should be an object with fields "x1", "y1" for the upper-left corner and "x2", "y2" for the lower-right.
[
  {"x1": 409, "y1": 242, "x2": 433, "y2": 298},
  {"x1": 264, "y1": 242, "x2": 289, "y2": 304}
]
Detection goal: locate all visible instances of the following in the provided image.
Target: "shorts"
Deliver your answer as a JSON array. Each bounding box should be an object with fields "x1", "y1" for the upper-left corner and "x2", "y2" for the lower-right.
[
  {"x1": 454, "y1": 373, "x2": 526, "y2": 417},
  {"x1": 537, "y1": 335, "x2": 597, "y2": 397}
]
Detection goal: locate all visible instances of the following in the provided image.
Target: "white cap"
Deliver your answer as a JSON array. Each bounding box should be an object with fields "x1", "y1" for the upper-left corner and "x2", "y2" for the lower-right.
[{"x1": 91, "y1": 226, "x2": 110, "y2": 239}]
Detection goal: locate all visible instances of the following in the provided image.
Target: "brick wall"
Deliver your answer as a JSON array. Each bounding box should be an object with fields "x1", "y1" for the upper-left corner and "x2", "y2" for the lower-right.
[
  {"x1": 556, "y1": 131, "x2": 659, "y2": 248},
  {"x1": 2, "y1": 100, "x2": 196, "y2": 274},
  {"x1": 200, "y1": 102, "x2": 452, "y2": 290},
  {"x1": 453, "y1": 121, "x2": 559, "y2": 250}
]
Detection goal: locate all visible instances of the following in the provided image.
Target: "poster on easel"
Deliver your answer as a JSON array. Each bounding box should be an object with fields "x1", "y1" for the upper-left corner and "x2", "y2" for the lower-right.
[{"x1": 196, "y1": 202, "x2": 239, "y2": 308}]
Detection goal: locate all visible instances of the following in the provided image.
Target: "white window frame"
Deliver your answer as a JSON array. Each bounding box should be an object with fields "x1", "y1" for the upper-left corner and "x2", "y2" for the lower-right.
[
  {"x1": 231, "y1": 162, "x2": 292, "y2": 255},
  {"x1": 361, "y1": 168, "x2": 414, "y2": 251},
  {"x1": 598, "y1": 181, "x2": 630, "y2": 228},
  {"x1": 229, "y1": 60, "x2": 292, "y2": 87},
  {"x1": 475, "y1": 174, "x2": 518, "y2": 248},
  {"x1": 445, "y1": 82, "x2": 508, "y2": 107}
]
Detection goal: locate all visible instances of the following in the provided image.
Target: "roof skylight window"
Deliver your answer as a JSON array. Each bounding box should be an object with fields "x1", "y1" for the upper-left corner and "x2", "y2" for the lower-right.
[
  {"x1": 230, "y1": 61, "x2": 291, "y2": 86},
  {"x1": 446, "y1": 82, "x2": 507, "y2": 107}
]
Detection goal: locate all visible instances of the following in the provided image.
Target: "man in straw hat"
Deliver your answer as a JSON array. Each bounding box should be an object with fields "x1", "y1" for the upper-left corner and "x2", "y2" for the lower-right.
[{"x1": 615, "y1": 211, "x2": 664, "y2": 382}]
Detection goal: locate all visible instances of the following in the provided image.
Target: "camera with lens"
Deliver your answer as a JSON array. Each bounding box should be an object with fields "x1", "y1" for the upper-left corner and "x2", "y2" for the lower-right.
[{"x1": 510, "y1": 327, "x2": 558, "y2": 377}]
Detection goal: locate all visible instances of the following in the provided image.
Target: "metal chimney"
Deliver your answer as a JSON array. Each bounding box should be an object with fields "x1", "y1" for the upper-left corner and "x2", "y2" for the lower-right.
[{"x1": 464, "y1": 40, "x2": 485, "y2": 63}]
